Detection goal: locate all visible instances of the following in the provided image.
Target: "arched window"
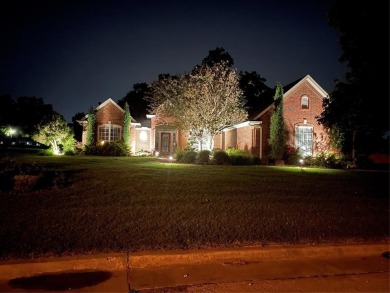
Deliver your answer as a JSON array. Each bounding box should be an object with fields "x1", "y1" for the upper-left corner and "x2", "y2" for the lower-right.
[{"x1": 301, "y1": 95, "x2": 309, "y2": 109}]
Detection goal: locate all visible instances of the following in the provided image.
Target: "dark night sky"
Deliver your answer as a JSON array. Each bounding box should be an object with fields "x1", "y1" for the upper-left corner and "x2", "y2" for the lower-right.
[{"x1": 0, "y1": 0, "x2": 346, "y2": 122}]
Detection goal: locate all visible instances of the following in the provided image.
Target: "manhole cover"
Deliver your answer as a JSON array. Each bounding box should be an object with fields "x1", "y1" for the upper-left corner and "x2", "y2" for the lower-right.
[{"x1": 9, "y1": 270, "x2": 112, "y2": 291}]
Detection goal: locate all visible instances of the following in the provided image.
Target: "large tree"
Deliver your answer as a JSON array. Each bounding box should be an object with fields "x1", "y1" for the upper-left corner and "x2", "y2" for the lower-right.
[
  {"x1": 118, "y1": 83, "x2": 152, "y2": 123},
  {"x1": 318, "y1": 0, "x2": 389, "y2": 157},
  {"x1": 201, "y1": 47, "x2": 234, "y2": 68},
  {"x1": 0, "y1": 96, "x2": 56, "y2": 137},
  {"x1": 33, "y1": 113, "x2": 75, "y2": 155},
  {"x1": 269, "y1": 83, "x2": 286, "y2": 161},
  {"x1": 149, "y1": 63, "x2": 247, "y2": 150},
  {"x1": 239, "y1": 71, "x2": 271, "y2": 108}
]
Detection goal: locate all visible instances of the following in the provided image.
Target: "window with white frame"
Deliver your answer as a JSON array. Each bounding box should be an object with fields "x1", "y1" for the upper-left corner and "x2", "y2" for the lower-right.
[
  {"x1": 295, "y1": 125, "x2": 313, "y2": 157},
  {"x1": 301, "y1": 95, "x2": 309, "y2": 109},
  {"x1": 98, "y1": 124, "x2": 122, "y2": 142}
]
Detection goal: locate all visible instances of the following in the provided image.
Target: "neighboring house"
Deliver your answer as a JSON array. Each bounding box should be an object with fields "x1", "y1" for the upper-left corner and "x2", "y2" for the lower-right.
[{"x1": 78, "y1": 74, "x2": 330, "y2": 159}]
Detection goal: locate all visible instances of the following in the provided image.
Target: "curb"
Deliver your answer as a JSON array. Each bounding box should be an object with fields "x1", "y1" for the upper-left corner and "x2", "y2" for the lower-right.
[{"x1": 0, "y1": 242, "x2": 388, "y2": 280}]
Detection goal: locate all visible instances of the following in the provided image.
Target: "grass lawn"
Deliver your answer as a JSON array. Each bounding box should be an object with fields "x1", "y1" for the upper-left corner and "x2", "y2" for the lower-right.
[{"x1": 0, "y1": 154, "x2": 389, "y2": 259}]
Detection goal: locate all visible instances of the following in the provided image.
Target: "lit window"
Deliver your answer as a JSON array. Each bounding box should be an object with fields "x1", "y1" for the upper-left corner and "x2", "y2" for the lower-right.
[
  {"x1": 301, "y1": 95, "x2": 309, "y2": 109},
  {"x1": 98, "y1": 124, "x2": 122, "y2": 142},
  {"x1": 295, "y1": 125, "x2": 313, "y2": 157}
]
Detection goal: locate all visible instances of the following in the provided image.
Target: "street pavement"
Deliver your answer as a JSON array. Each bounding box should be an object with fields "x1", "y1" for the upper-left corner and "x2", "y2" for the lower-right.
[{"x1": 0, "y1": 242, "x2": 389, "y2": 292}]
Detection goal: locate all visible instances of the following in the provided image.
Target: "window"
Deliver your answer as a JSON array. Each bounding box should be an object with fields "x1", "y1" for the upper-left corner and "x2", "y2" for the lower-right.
[
  {"x1": 98, "y1": 124, "x2": 122, "y2": 142},
  {"x1": 301, "y1": 95, "x2": 309, "y2": 109},
  {"x1": 295, "y1": 125, "x2": 313, "y2": 157}
]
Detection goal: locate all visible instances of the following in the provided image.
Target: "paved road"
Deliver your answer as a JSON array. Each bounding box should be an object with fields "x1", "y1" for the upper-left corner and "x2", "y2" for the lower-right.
[{"x1": 0, "y1": 242, "x2": 389, "y2": 292}]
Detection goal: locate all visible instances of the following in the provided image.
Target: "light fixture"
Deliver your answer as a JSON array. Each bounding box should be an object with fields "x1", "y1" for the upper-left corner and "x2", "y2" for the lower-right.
[{"x1": 140, "y1": 130, "x2": 148, "y2": 141}]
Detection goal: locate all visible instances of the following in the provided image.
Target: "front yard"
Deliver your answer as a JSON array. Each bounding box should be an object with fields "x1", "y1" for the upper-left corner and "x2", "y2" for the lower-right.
[{"x1": 0, "y1": 154, "x2": 388, "y2": 260}]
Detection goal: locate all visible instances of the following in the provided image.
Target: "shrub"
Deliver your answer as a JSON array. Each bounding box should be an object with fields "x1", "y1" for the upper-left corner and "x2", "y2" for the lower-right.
[
  {"x1": 84, "y1": 142, "x2": 129, "y2": 156},
  {"x1": 198, "y1": 150, "x2": 211, "y2": 164},
  {"x1": 181, "y1": 150, "x2": 197, "y2": 163},
  {"x1": 212, "y1": 150, "x2": 229, "y2": 165},
  {"x1": 226, "y1": 148, "x2": 254, "y2": 165},
  {"x1": 284, "y1": 146, "x2": 301, "y2": 165},
  {"x1": 175, "y1": 149, "x2": 184, "y2": 162},
  {"x1": 304, "y1": 151, "x2": 345, "y2": 169}
]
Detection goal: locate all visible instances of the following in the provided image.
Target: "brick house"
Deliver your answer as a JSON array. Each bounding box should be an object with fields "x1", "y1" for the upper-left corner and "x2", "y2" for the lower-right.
[
  {"x1": 213, "y1": 74, "x2": 331, "y2": 159},
  {"x1": 78, "y1": 74, "x2": 330, "y2": 159},
  {"x1": 78, "y1": 98, "x2": 153, "y2": 154}
]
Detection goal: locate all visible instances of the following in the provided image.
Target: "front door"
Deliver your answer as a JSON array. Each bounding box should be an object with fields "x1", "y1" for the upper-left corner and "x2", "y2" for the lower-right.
[{"x1": 161, "y1": 133, "x2": 171, "y2": 154}]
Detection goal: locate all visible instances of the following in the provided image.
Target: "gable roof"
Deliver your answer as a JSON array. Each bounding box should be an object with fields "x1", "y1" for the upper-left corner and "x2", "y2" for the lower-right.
[
  {"x1": 95, "y1": 98, "x2": 125, "y2": 113},
  {"x1": 249, "y1": 75, "x2": 329, "y2": 121},
  {"x1": 77, "y1": 98, "x2": 138, "y2": 124}
]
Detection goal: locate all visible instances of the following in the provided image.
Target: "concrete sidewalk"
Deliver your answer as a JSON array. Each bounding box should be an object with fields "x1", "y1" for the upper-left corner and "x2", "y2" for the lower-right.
[{"x1": 0, "y1": 242, "x2": 389, "y2": 292}]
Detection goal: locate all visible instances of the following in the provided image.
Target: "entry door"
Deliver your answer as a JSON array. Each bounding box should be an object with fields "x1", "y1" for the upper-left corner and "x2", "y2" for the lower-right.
[{"x1": 161, "y1": 133, "x2": 171, "y2": 154}]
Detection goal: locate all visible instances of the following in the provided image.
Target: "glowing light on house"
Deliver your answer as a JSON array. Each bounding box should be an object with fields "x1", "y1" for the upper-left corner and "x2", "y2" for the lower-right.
[
  {"x1": 155, "y1": 151, "x2": 160, "y2": 157},
  {"x1": 169, "y1": 156, "x2": 173, "y2": 161},
  {"x1": 140, "y1": 130, "x2": 148, "y2": 141},
  {"x1": 101, "y1": 140, "x2": 105, "y2": 145}
]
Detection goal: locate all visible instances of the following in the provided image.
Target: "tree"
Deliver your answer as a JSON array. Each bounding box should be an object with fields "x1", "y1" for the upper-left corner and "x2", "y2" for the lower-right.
[
  {"x1": 239, "y1": 71, "x2": 271, "y2": 108},
  {"x1": 201, "y1": 47, "x2": 234, "y2": 68},
  {"x1": 318, "y1": 0, "x2": 389, "y2": 157},
  {"x1": 123, "y1": 102, "x2": 131, "y2": 154},
  {"x1": 269, "y1": 83, "x2": 286, "y2": 161},
  {"x1": 33, "y1": 113, "x2": 75, "y2": 155},
  {"x1": 15, "y1": 96, "x2": 55, "y2": 136},
  {"x1": 71, "y1": 112, "x2": 85, "y2": 142},
  {"x1": 118, "y1": 83, "x2": 152, "y2": 123},
  {"x1": 85, "y1": 108, "x2": 95, "y2": 146},
  {"x1": 149, "y1": 63, "x2": 247, "y2": 150}
]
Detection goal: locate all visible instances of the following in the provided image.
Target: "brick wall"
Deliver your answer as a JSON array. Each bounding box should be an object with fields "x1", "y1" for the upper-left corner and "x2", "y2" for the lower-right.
[
  {"x1": 95, "y1": 102, "x2": 124, "y2": 126},
  {"x1": 283, "y1": 80, "x2": 330, "y2": 154},
  {"x1": 224, "y1": 129, "x2": 237, "y2": 149}
]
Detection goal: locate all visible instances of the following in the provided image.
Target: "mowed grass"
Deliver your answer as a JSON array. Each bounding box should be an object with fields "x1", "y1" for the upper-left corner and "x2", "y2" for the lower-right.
[{"x1": 0, "y1": 154, "x2": 389, "y2": 259}]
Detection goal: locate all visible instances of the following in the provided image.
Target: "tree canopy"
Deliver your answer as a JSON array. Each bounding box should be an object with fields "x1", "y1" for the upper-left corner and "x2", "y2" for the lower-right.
[
  {"x1": 149, "y1": 63, "x2": 247, "y2": 150},
  {"x1": 118, "y1": 83, "x2": 152, "y2": 123},
  {"x1": 318, "y1": 0, "x2": 389, "y2": 156},
  {"x1": 0, "y1": 95, "x2": 56, "y2": 137},
  {"x1": 201, "y1": 47, "x2": 234, "y2": 68},
  {"x1": 239, "y1": 71, "x2": 271, "y2": 108},
  {"x1": 33, "y1": 113, "x2": 75, "y2": 155}
]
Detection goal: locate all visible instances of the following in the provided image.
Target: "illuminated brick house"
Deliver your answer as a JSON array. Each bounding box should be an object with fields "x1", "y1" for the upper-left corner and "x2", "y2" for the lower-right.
[
  {"x1": 79, "y1": 75, "x2": 330, "y2": 159},
  {"x1": 77, "y1": 98, "x2": 153, "y2": 154},
  {"x1": 213, "y1": 74, "x2": 331, "y2": 160}
]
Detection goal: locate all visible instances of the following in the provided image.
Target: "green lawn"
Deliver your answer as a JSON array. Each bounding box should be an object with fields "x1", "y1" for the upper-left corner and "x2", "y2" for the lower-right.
[{"x1": 0, "y1": 154, "x2": 389, "y2": 260}]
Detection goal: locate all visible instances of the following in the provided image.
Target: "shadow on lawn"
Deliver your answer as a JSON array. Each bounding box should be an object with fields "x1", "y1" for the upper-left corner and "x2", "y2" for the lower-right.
[{"x1": 9, "y1": 270, "x2": 112, "y2": 291}]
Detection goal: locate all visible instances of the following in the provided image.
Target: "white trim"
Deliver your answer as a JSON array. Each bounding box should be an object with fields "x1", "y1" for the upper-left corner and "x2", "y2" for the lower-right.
[
  {"x1": 285, "y1": 75, "x2": 328, "y2": 98},
  {"x1": 222, "y1": 121, "x2": 262, "y2": 132},
  {"x1": 146, "y1": 114, "x2": 156, "y2": 119},
  {"x1": 95, "y1": 98, "x2": 125, "y2": 113}
]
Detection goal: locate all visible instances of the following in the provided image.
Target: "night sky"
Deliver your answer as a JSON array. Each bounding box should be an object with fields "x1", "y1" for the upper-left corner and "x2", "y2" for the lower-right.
[{"x1": 0, "y1": 0, "x2": 346, "y2": 122}]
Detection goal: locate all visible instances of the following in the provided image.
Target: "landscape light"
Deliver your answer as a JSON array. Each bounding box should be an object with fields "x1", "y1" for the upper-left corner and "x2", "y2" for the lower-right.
[
  {"x1": 169, "y1": 155, "x2": 173, "y2": 162},
  {"x1": 299, "y1": 159, "x2": 304, "y2": 170},
  {"x1": 101, "y1": 141, "x2": 105, "y2": 145},
  {"x1": 8, "y1": 127, "x2": 16, "y2": 139},
  {"x1": 155, "y1": 151, "x2": 159, "y2": 157}
]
